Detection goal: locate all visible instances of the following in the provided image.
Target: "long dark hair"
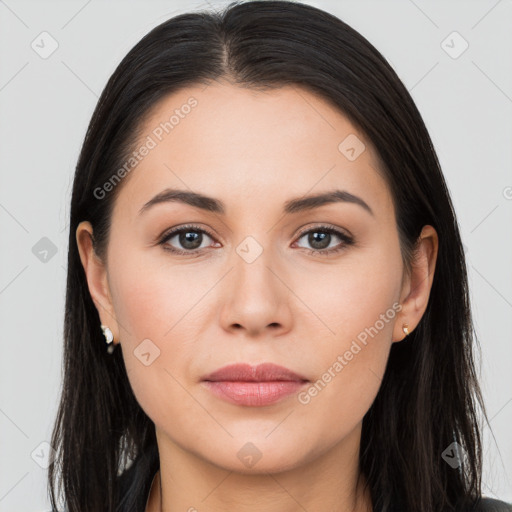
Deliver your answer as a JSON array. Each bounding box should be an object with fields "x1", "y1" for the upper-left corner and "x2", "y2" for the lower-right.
[{"x1": 48, "y1": 1, "x2": 488, "y2": 510}]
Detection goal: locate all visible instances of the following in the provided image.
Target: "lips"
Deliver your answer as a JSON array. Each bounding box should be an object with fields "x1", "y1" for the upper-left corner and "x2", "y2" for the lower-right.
[
  {"x1": 202, "y1": 362, "x2": 309, "y2": 383},
  {"x1": 201, "y1": 363, "x2": 309, "y2": 407}
]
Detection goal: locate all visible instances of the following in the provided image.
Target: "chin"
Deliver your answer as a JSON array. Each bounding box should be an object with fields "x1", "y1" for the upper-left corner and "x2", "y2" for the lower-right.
[{"x1": 195, "y1": 435, "x2": 311, "y2": 475}]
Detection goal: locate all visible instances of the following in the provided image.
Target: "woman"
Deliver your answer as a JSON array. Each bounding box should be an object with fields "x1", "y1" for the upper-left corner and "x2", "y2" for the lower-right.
[{"x1": 48, "y1": 1, "x2": 512, "y2": 511}]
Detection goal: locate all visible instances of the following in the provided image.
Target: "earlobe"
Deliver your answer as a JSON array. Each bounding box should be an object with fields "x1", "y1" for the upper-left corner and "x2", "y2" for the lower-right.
[
  {"x1": 75, "y1": 221, "x2": 119, "y2": 342},
  {"x1": 393, "y1": 225, "x2": 439, "y2": 343}
]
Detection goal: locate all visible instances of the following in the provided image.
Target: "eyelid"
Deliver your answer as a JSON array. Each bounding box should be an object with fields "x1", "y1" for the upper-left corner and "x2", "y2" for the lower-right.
[
  {"x1": 294, "y1": 222, "x2": 352, "y2": 239},
  {"x1": 158, "y1": 223, "x2": 218, "y2": 250},
  {"x1": 159, "y1": 223, "x2": 217, "y2": 241}
]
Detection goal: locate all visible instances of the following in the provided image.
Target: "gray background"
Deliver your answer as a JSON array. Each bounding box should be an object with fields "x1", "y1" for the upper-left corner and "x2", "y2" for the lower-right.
[{"x1": 0, "y1": 0, "x2": 511, "y2": 509}]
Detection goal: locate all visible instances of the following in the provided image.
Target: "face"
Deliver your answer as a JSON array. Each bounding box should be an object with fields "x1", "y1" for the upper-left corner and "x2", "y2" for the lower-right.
[{"x1": 77, "y1": 81, "x2": 437, "y2": 475}]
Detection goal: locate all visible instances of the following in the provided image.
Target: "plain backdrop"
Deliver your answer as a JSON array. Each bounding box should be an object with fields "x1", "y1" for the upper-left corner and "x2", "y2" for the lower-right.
[{"x1": 0, "y1": 0, "x2": 511, "y2": 510}]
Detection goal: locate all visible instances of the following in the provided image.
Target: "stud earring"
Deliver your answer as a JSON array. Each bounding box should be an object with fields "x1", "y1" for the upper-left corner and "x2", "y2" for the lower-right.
[
  {"x1": 402, "y1": 323, "x2": 410, "y2": 337},
  {"x1": 101, "y1": 324, "x2": 116, "y2": 354}
]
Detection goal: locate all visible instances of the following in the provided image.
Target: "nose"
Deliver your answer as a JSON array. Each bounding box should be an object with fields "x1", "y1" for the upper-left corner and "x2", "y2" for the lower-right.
[{"x1": 219, "y1": 246, "x2": 293, "y2": 338}]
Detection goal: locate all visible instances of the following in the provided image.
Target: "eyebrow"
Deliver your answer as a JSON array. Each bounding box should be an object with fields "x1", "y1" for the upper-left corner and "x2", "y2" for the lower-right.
[{"x1": 138, "y1": 188, "x2": 373, "y2": 217}]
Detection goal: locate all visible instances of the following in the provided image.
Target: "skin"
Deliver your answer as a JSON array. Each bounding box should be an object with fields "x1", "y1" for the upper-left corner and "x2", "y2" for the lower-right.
[{"x1": 76, "y1": 81, "x2": 438, "y2": 512}]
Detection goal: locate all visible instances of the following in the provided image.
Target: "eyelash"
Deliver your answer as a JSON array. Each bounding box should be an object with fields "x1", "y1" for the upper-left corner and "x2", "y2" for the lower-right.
[{"x1": 158, "y1": 223, "x2": 354, "y2": 257}]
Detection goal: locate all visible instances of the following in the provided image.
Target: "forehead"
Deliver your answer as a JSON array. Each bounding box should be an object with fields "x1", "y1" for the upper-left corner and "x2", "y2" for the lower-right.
[{"x1": 112, "y1": 81, "x2": 392, "y2": 222}]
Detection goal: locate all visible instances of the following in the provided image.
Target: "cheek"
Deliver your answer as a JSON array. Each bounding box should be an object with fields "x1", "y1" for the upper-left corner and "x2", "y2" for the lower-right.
[
  {"x1": 113, "y1": 274, "x2": 202, "y2": 431},
  {"x1": 105, "y1": 254, "x2": 181, "y2": 392},
  {"x1": 107, "y1": 246, "x2": 226, "y2": 424},
  {"x1": 109, "y1": 246, "x2": 212, "y2": 342},
  {"x1": 292, "y1": 244, "x2": 401, "y2": 429},
  {"x1": 293, "y1": 238, "x2": 403, "y2": 342},
  {"x1": 294, "y1": 294, "x2": 396, "y2": 450}
]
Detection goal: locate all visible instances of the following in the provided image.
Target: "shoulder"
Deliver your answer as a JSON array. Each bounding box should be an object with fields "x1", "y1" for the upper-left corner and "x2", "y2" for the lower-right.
[{"x1": 470, "y1": 497, "x2": 512, "y2": 511}]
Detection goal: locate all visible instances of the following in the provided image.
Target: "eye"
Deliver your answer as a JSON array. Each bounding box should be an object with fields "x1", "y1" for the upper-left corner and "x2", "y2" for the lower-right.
[
  {"x1": 293, "y1": 225, "x2": 354, "y2": 256},
  {"x1": 158, "y1": 224, "x2": 218, "y2": 256},
  {"x1": 158, "y1": 223, "x2": 354, "y2": 257}
]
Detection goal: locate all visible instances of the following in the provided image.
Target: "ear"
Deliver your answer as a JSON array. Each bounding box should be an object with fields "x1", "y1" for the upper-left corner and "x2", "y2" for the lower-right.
[
  {"x1": 393, "y1": 225, "x2": 439, "y2": 343},
  {"x1": 76, "y1": 221, "x2": 120, "y2": 345}
]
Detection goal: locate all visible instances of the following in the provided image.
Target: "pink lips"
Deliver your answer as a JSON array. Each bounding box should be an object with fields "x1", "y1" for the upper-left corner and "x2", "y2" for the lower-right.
[{"x1": 201, "y1": 363, "x2": 309, "y2": 407}]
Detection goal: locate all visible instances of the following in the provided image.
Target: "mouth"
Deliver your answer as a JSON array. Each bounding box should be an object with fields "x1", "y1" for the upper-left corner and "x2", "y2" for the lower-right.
[{"x1": 201, "y1": 363, "x2": 309, "y2": 407}]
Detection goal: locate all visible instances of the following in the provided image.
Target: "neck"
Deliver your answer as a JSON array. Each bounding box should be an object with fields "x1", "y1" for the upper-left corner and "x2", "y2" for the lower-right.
[{"x1": 145, "y1": 424, "x2": 372, "y2": 512}]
